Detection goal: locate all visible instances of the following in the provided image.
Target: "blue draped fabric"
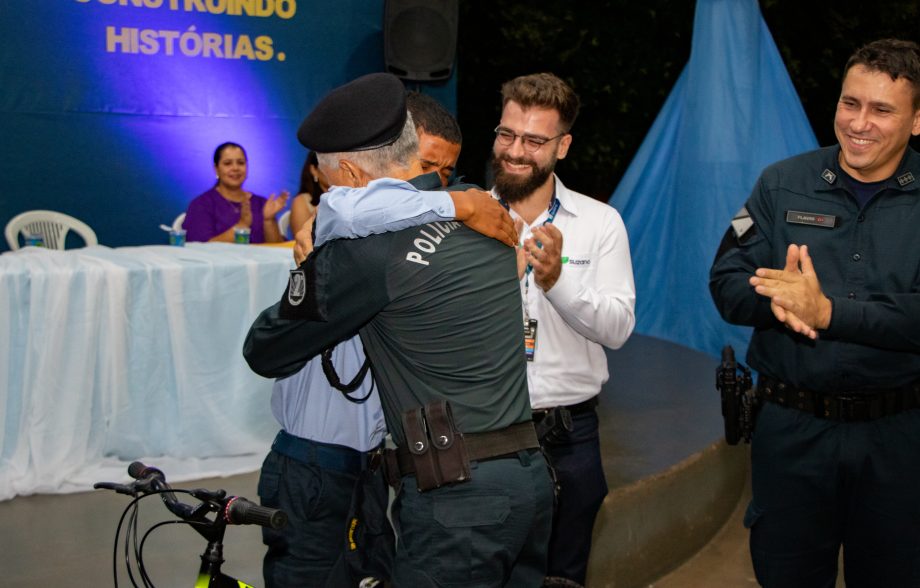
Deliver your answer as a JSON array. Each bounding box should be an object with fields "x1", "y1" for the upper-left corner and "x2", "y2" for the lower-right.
[{"x1": 610, "y1": 0, "x2": 819, "y2": 360}]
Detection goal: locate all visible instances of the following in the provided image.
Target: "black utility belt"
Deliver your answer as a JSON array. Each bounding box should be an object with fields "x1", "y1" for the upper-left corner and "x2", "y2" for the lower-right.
[
  {"x1": 531, "y1": 396, "x2": 598, "y2": 420},
  {"x1": 532, "y1": 397, "x2": 598, "y2": 442},
  {"x1": 758, "y1": 376, "x2": 920, "y2": 422},
  {"x1": 384, "y1": 405, "x2": 539, "y2": 493}
]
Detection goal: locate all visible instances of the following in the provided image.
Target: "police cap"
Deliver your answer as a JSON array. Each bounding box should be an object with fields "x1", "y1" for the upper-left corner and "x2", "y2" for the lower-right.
[{"x1": 297, "y1": 73, "x2": 407, "y2": 152}]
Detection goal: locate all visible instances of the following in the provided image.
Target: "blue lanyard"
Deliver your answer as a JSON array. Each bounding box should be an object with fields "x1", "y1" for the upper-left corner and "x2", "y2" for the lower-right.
[
  {"x1": 499, "y1": 193, "x2": 559, "y2": 320},
  {"x1": 543, "y1": 195, "x2": 561, "y2": 224},
  {"x1": 501, "y1": 194, "x2": 559, "y2": 277}
]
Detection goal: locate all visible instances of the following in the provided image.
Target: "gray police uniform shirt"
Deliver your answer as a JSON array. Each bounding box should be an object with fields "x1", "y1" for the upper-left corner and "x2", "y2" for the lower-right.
[
  {"x1": 710, "y1": 145, "x2": 920, "y2": 392},
  {"x1": 244, "y1": 174, "x2": 531, "y2": 447}
]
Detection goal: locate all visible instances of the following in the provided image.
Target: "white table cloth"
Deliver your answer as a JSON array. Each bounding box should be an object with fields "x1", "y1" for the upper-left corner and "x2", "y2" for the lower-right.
[{"x1": 0, "y1": 243, "x2": 295, "y2": 500}]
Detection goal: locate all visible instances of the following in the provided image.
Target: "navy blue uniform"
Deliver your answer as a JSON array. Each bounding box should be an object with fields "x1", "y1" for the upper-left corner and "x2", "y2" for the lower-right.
[{"x1": 710, "y1": 146, "x2": 920, "y2": 587}]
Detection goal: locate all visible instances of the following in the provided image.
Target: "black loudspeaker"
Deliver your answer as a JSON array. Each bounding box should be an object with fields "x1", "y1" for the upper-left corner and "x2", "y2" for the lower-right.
[{"x1": 384, "y1": 0, "x2": 458, "y2": 81}]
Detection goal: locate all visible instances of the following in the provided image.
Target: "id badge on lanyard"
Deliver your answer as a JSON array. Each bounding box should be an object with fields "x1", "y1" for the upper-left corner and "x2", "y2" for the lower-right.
[
  {"x1": 523, "y1": 317, "x2": 538, "y2": 362},
  {"x1": 513, "y1": 194, "x2": 560, "y2": 363}
]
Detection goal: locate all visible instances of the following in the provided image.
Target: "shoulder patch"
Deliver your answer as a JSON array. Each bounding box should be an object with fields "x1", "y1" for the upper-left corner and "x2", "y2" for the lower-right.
[
  {"x1": 279, "y1": 259, "x2": 322, "y2": 320},
  {"x1": 287, "y1": 269, "x2": 306, "y2": 306},
  {"x1": 730, "y1": 206, "x2": 754, "y2": 240}
]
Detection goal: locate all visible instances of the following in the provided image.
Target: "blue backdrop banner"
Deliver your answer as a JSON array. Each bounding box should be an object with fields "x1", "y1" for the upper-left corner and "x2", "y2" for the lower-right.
[
  {"x1": 610, "y1": 0, "x2": 819, "y2": 360},
  {"x1": 1, "y1": 1, "x2": 455, "y2": 250}
]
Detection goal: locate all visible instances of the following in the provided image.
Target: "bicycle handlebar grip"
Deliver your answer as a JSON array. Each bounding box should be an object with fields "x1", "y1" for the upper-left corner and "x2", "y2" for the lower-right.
[
  {"x1": 224, "y1": 496, "x2": 288, "y2": 529},
  {"x1": 127, "y1": 461, "x2": 165, "y2": 481}
]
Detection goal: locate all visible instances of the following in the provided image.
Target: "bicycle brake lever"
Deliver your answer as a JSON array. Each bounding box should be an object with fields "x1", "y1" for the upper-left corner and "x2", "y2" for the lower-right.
[
  {"x1": 189, "y1": 488, "x2": 227, "y2": 502},
  {"x1": 93, "y1": 481, "x2": 136, "y2": 495}
]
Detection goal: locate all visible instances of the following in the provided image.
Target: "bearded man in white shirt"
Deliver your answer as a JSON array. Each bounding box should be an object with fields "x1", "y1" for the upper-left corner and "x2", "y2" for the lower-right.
[{"x1": 489, "y1": 72, "x2": 636, "y2": 588}]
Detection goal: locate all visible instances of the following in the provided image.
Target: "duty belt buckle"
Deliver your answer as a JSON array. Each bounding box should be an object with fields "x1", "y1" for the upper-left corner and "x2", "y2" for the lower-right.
[{"x1": 837, "y1": 395, "x2": 869, "y2": 422}]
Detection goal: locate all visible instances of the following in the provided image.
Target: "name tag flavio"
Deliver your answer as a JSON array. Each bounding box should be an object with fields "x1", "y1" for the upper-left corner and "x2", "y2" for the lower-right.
[{"x1": 785, "y1": 210, "x2": 837, "y2": 229}]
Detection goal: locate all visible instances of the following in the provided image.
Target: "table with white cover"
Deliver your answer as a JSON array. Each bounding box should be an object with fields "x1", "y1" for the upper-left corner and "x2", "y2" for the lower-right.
[{"x1": 0, "y1": 243, "x2": 295, "y2": 500}]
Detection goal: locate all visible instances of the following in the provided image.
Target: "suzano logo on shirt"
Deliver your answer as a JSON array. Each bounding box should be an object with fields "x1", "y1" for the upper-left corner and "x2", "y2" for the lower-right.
[{"x1": 561, "y1": 256, "x2": 591, "y2": 266}]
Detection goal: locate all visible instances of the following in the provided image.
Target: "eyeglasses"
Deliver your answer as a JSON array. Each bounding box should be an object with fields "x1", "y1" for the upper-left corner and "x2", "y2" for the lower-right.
[{"x1": 493, "y1": 126, "x2": 567, "y2": 153}]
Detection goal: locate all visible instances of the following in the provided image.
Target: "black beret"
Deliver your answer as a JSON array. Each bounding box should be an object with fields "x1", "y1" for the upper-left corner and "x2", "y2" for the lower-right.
[{"x1": 297, "y1": 73, "x2": 407, "y2": 152}]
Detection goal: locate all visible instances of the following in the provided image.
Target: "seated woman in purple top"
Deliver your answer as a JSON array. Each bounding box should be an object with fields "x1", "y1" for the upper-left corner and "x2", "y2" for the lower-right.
[{"x1": 183, "y1": 142, "x2": 289, "y2": 243}]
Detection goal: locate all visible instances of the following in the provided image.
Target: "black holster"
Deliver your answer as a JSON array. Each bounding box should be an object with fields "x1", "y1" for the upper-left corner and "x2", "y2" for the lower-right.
[
  {"x1": 534, "y1": 406, "x2": 574, "y2": 444},
  {"x1": 400, "y1": 400, "x2": 471, "y2": 492},
  {"x1": 716, "y1": 345, "x2": 758, "y2": 445}
]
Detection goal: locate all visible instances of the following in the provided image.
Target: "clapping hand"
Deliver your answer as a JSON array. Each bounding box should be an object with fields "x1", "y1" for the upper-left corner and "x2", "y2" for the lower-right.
[
  {"x1": 523, "y1": 223, "x2": 563, "y2": 291},
  {"x1": 750, "y1": 244, "x2": 832, "y2": 339},
  {"x1": 264, "y1": 190, "x2": 290, "y2": 218},
  {"x1": 239, "y1": 195, "x2": 253, "y2": 227},
  {"x1": 515, "y1": 219, "x2": 527, "y2": 280},
  {"x1": 293, "y1": 214, "x2": 315, "y2": 266}
]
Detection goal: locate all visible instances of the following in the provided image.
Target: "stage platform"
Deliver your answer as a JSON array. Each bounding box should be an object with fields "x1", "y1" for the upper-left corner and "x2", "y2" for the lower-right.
[
  {"x1": 588, "y1": 334, "x2": 748, "y2": 586},
  {"x1": 0, "y1": 334, "x2": 749, "y2": 587}
]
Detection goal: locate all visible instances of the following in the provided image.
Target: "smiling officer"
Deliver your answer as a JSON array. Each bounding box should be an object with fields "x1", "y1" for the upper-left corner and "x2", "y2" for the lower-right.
[{"x1": 710, "y1": 39, "x2": 920, "y2": 587}]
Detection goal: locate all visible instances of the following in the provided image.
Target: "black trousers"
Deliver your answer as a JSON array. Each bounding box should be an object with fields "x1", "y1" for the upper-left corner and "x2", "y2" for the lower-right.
[
  {"x1": 748, "y1": 402, "x2": 920, "y2": 587},
  {"x1": 542, "y1": 409, "x2": 608, "y2": 585},
  {"x1": 257, "y1": 430, "x2": 393, "y2": 588}
]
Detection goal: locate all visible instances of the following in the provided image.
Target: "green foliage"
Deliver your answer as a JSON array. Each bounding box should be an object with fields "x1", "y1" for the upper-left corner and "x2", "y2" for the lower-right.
[
  {"x1": 761, "y1": 0, "x2": 920, "y2": 150},
  {"x1": 457, "y1": 0, "x2": 694, "y2": 199},
  {"x1": 457, "y1": 0, "x2": 919, "y2": 200}
]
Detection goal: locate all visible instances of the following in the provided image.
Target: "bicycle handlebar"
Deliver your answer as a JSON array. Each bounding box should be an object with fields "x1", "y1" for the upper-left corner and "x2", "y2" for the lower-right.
[{"x1": 95, "y1": 461, "x2": 287, "y2": 530}]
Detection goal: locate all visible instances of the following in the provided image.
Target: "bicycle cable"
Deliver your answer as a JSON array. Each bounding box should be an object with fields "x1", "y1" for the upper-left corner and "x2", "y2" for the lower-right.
[{"x1": 112, "y1": 488, "x2": 199, "y2": 588}]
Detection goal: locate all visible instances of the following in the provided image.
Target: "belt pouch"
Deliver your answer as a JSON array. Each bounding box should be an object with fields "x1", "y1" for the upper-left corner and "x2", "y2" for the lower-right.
[
  {"x1": 425, "y1": 400, "x2": 471, "y2": 485},
  {"x1": 402, "y1": 406, "x2": 441, "y2": 491}
]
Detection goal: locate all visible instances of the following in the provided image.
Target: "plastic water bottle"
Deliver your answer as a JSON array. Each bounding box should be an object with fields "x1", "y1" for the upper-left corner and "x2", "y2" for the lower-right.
[
  {"x1": 24, "y1": 233, "x2": 45, "y2": 247},
  {"x1": 233, "y1": 227, "x2": 251, "y2": 244}
]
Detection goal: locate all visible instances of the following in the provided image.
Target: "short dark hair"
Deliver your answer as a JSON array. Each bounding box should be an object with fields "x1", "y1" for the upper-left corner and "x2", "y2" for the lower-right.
[
  {"x1": 845, "y1": 39, "x2": 920, "y2": 109},
  {"x1": 406, "y1": 91, "x2": 462, "y2": 145},
  {"x1": 297, "y1": 151, "x2": 322, "y2": 206},
  {"x1": 213, "y1": 142, "x2": 246, "y2": 165},
  {"x1": 500, "y1": 73, "x2": 580, "y2": 131}
]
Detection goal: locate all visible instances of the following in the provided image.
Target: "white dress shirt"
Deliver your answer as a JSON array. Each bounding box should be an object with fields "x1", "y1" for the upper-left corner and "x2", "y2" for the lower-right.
[{"x1": 506, "y1": 175, "x2": 636, "y2": 409}]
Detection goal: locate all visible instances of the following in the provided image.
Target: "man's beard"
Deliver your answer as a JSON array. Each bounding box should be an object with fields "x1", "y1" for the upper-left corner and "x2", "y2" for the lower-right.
[{"x1": 490, "y1": 152, "x2": 556, "y2": 203}]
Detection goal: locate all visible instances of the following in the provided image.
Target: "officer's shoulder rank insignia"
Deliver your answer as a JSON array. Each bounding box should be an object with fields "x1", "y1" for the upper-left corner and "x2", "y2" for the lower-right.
[{"x1": 821, "y1": 169, "x2": 837, "y2": 184}]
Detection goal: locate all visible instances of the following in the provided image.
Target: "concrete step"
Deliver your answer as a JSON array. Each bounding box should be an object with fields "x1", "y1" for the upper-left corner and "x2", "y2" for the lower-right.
[{"x1": 587, "y1": 335, "x2": 749, "y2": 587}]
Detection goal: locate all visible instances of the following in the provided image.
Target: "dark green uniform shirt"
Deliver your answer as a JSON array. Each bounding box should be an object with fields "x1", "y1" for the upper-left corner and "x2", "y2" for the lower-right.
[
  {"x1": 244, "y1": 174, "x2": 530, "y2": 445},
  {"x1": 710, "y1": 146, "x2": 920, "y2": 392}
]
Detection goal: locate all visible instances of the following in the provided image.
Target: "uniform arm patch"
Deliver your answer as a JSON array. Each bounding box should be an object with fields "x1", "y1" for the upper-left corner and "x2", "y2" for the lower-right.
[
  {"x1": 279, "y1": 257, "x2": 323, "y2": 321},
  {"x1": 714, "y1": 206, "x2": 758, "y2": 263}
]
